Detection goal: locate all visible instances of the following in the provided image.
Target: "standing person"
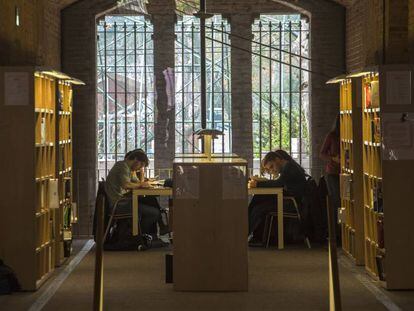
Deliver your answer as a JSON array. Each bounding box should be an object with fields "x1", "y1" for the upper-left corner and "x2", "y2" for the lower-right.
[
  {"x1": 320, "y1": 115, "x2": 341, "y2": 243},
  {"x1": 105, "y1": 149, "x2": 160, "y2": 236},
  {"x1": 248, "y1": 150, "x2": 307, "y2": 245}
]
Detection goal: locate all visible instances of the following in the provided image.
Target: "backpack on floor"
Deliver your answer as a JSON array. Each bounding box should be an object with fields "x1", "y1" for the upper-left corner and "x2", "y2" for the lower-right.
[
  {"x1": 0, "y1": 259, "x2": 20, "y2": 295},
  {"x1": 104, "y1": 218, "x2": 152, "y2": 251}
]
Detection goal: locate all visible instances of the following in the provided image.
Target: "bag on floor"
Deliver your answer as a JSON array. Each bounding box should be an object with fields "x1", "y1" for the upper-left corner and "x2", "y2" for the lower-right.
[
  {"x1": 0, "y1": 259, "x2": 21, "y2": 294},
  {"x1": 104, "y1": 218, "x2": 152, "y2": 251}
]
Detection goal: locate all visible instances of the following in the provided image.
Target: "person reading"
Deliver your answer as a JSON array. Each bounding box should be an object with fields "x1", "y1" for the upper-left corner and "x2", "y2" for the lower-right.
[
  {"x1": 124, "y1": 149, "x2": 170, "y2": 236},
  {"x1": 105, "y1": 149, "x2": 160, "y2": 236},
  {"x1": 248, "y1": 149, "x2": 306, "y2": 245}
]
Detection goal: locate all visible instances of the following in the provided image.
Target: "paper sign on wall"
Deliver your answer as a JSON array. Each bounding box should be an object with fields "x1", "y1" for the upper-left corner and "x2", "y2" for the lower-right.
[
  {"x1": 386, "y1": 71, "x2": 412, "y2": 106},
  {"x1": 4, "y1": 72, "x2": 29, "y2": 106},
  {"x1": 382, "y1": 113, "x2": 414, "y2": 160}
]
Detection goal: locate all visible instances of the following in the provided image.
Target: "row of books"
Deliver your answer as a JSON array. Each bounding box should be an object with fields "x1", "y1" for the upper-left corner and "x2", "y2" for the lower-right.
[{"x1": 364, "y1": 80, "x2": 379, "y2": 109}]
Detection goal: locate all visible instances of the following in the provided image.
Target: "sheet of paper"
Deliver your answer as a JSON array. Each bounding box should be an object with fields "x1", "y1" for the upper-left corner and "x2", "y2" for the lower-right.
[
  {"x1": 386, "y1": 71, "x2": 412, "y2": 106},
  {"x1": 382, "y1": 113, "x2": 414, "y2": 160},
  {"x1": 4, "y1": 72, "x2": 29, "y2": 106},
  {"x1": 222, "y1": 165, "x2": 246, "y2": 200},
  {"x1": 174, "y1": 165, "x2": 199, "y2": 199}
]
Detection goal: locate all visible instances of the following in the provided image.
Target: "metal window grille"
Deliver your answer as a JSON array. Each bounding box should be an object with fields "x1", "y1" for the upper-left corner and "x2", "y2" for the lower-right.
[
  {"x1": 175, "y1": 15, "x2": 232, "y2": 154},
  {"x1": 252, "y1": 15, "x2": 310, "y2": 173},
  {"x1": 96, "y1": 16, "x2": 155, "y2": 178}
]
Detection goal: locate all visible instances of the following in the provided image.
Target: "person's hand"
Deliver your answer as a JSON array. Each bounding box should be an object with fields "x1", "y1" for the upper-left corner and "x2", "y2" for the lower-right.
[
  {"x1": 249, "y1": 179, "x2": 258, "y2": 188},
  {"x1": 139, "y1": 181, "x2": 151, "y2": 189}
]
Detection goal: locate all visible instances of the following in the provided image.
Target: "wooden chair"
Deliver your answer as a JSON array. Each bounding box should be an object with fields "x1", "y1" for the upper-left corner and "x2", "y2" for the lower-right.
[{"x1": 264, "y1": 196, "x2": 311, "y2": 249}]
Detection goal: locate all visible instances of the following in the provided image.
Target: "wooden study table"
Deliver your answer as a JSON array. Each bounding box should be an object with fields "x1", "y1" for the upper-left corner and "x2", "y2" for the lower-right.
[
  {"x1": 248, "y1": 186, "x2": 284, "y2": 249},
  {"x1": 131, "y1": 186, "x2": 284, "y2": 249}
]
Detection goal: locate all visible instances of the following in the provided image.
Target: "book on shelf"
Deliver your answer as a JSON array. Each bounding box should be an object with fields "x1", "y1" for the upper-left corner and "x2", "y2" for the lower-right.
[
  {"x1": 371, "y1": 80, "x2": 379, "y2": 108},
  {"x1": 372, "y1": 183, "x2": 383, "y2": 213},
  {"x1": 40, "y1": 183, "x2": 45, "y2": 210},
  {"x1": 377, "y1": 214, "x2": 385, "y2": 249},
  {"x1": 64, "y1": 177, "x2": 71, "y2": 199},
  {"x1": 376, "y1": 255, "x2": 386, "y2": 281},
  {"x1": 340, "y1": 173, "x2": 352, "y2": 200},
  {"x1": 57, "y1": 89, "x2": 63, "y2": 111},
  {"x1": 338, "y1": 207, "x2": 346, "y2": 224},
  {"x1": 40, "y1": 117, "x2": 46, "y2": 144},
  {"x1": 364, "y1": 83, "x2": 372, "y2": 108},
  {"x1": 71, "y1": 202, "x2": 77, "y2": 223},
  {"x1": 344, "y1": 149, "x2": 350, "y2": 169},
  {"x1": 371, "y1": 117, "x2": 381, "y2": 143}
]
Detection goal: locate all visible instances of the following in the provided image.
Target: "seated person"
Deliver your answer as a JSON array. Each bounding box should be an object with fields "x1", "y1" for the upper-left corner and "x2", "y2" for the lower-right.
[
  {"x1": 248, "y1": 149, "x2": 306, "y2": 244},
  {"x1": 124, "y1": 149, "x2": 170, "y2": 235},
  {"x1": 105, "y1": 149, "x2": 160, "y2": 236}
]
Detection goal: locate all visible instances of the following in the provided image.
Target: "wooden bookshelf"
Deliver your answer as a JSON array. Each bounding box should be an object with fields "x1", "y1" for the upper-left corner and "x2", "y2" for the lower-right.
[
  {"x1": 360, "y1": 72, "x2": 383, "y2": 281},
  {"x1": 0, "y1": 67, "x2": 83, "y2": 290},
  {"x1": 330, "y1": 65, "x2": 414, "y2": 289},
  {"x1": 55, "y1": 80, "x2": 76, "y2": 265},
  {"x1": 335, "y1": 78, "x2": 365, "y2": 265}
]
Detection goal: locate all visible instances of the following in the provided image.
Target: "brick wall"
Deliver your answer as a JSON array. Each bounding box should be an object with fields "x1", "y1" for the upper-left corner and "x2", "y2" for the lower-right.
[
  {"x1": 346, "y1": 0, "x2": 384, "y2": 72},
  {"x1": 408, "y1": 0, "x2": 414, "y2": 62},
  {"x1": 62, "y1": 0, "x2": 117, "y2": 236},
  {"x1": 346, "y1": 0, "x2": 414, "y2": 70},
  {"x1": 0, "y1": 0, "x2": 63, "y2": 68}
]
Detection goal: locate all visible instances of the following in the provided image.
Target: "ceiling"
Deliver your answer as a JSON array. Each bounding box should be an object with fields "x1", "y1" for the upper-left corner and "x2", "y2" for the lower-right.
[
  {"x1": 57, "y1": 0, "x2": 81, "y2": 9},
  {"x1": 57, "y1": 0, "x2": 355, "y2": 11}
]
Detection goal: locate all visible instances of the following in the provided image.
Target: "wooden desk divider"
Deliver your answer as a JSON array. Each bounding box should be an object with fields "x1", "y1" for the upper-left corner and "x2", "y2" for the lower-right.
[{"x1": 0, "y1": 67, "x2": 84, "y2": 290}]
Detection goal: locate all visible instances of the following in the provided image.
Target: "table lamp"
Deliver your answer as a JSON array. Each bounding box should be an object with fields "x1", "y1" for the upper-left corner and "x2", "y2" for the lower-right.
[{"x1": 194, "y1": 129, "x2": 224, "y2": 160}]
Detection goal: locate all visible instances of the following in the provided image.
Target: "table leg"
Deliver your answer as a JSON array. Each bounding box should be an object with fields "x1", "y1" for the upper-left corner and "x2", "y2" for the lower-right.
[
  {"x1": 133, "y1": 194, "x2": 139, "y2": 236},
  {"x1": 277, "y1": 191, "x2": 284, "y2": 249}
]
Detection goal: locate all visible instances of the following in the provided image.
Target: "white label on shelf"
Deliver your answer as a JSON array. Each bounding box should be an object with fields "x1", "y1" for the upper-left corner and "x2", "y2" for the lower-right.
[
  {"x1": 382, "y1": 113, "x2": 414, "y2": 160},
  {"x1": 386, "y1": 71, "x2": 411, "y2": 106},
  {"x1": 40, "y1": 117, "x2": 46, "y2": 144},
  {"x1": 4, "y1": 72, "x2": 29, "y2": 106},
  {"x1": 48, "y1": 179, "x2": 59, "y2": 209}
]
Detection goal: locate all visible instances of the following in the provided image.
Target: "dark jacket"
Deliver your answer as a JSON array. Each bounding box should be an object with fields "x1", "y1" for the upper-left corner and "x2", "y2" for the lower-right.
[{"x1": 257, "y1": 161, "x2": 306, "y2": 203}]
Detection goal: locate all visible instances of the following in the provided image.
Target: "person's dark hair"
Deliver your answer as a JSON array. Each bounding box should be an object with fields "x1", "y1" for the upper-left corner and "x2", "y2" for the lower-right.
[
  {"x1": 125, "y1": 148, "x2": 145, "y2": 160},
  {"x1": 125, "y1": 149, "x2": 149, "y2": 167},
  {"x1": 263, "y1": 149, "x2": 305, "y2": 173},
  {"x1": 332, "y1": 114, "x2": 340, "y2": 138}
]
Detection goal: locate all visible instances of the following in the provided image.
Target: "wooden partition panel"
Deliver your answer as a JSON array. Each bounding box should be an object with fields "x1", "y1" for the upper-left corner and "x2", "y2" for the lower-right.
[{"x1": 173, "y1": 158, "x2": 248, "y2": 291}]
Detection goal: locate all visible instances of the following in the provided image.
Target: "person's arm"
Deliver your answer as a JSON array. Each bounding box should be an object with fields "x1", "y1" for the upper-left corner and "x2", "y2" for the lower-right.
[
  {"x1": 256, "y1": 170, "x2": 286, "y2": 188},
  {"x1": 256, "y1": 178, "x2": 284, "y2": 188},
  {"x1": 123, "y1": 180, "x2": 150, "y2": 190}
]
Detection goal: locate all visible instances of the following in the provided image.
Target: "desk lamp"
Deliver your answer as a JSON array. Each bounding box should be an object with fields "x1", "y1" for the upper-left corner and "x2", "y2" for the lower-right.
[{"x1": 194, "y1": 129, "x2": 224, "y2": 160}]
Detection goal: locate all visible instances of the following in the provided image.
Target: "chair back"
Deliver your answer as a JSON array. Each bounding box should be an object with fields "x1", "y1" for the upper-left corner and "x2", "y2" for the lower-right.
[
  {"x1": 303, "y1": 175, "x2": 326, "y2": 242},
  {"x1": 93, "y1": 179, "x2": 111, "y2": 241}
]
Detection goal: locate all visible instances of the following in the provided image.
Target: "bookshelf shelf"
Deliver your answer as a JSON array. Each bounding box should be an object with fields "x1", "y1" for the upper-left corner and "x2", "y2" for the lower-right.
[{"x1": 0, "y1": 67, "x2": 83, "y2": 291}]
